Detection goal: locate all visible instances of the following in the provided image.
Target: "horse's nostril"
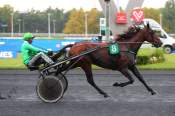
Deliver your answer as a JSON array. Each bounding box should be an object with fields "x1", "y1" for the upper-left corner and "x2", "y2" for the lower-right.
[{"x1": 153, "y1": 43, "x2": 161, "y2": 48}]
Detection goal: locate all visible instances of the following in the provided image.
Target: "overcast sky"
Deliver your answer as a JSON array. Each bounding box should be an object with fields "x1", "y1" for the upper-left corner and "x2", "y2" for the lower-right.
[{"x1": 0, "y1": 0, "x2": 169, "y2": 12}]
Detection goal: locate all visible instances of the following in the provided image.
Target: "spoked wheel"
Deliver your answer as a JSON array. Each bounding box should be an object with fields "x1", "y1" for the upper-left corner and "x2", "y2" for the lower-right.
[{"x1": 36, "y1": 76, "x2": 64, "y2": 103}]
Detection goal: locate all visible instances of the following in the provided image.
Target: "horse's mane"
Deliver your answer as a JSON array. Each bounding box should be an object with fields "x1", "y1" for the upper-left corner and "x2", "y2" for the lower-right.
[{"x1": 114, "y1": 25, "x2": 141, "y2": 41}]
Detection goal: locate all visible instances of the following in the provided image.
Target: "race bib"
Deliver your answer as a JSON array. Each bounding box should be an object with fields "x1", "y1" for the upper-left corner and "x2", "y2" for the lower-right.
[{"x1": 108, "y1": 43, "x2": 120, "y2": 55}]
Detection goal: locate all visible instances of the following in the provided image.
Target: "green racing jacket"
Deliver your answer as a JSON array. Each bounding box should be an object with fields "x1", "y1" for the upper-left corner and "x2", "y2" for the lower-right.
[{"x1": 21, "y1": 41, "x2": 48, "y2": 65}]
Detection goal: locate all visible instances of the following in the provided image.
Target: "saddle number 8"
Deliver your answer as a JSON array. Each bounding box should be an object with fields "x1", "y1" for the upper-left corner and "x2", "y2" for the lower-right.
[
  {"x1": 109, "y1": 44, "x2": 119, "y2": 55},
  {"x1": 111, "y1": 45, "x2": 117, "y2": 53}
]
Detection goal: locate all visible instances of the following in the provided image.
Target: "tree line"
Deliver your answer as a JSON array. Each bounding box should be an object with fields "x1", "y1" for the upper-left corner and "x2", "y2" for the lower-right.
[
  {"x1": 0, "y1": 0, "x2": 175, "y2": 34},
  {"x1": 0, "y1": 5, "x2": 69, "y2": 33}
]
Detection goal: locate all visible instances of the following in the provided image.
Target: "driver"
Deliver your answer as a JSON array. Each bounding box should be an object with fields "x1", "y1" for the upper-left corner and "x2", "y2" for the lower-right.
[{"x1": 21, "y1": 32, "x2": 54, "y2": 68}]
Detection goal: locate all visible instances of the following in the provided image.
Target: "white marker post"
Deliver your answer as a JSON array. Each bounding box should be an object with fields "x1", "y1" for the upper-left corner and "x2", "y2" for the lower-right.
[
  {"x1": 11, "y1": 13, "x2": 14, "y2": 37},
  {"x1": 48, "y1": 13, "x2": 51, "y2": 38},
  {"x1": 104, "y1": 0, "x2": 111, "y2": 42}
]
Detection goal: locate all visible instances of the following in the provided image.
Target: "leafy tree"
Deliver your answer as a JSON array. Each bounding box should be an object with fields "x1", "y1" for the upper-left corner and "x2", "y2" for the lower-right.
[
  {"x1": 23, "y1": 8, "x2": 66, "y2": 33},
  {"x1": 64, "y1": 8, "x2": 102, "y2": 34},
  {"x1": 45, "y1": 7, "x2": 65, "y2": 33},
  {"x1": 0, "y1": 5, "x2": 14, "y2": 32},
  {"x1": 143, "y1": 8, "x2": 160, "y2": 22},
  {"x1": 0, "y1": 5, "x2": 102, "y2": 34},
  {"x1": 161, "y1": 0, "x2": 175, "y2": 33},
  {"x1": 22, "y1": 9, "x2": 43, "y2": 33},
  {"x1": 64, "y1": 8, "x2": 85, "y2": 34},
  {"x1": 86, "y1": 8, "x2": 101, "y2": 34}
]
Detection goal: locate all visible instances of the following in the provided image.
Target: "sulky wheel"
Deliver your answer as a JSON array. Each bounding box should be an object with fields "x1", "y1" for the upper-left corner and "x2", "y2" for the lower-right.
[
  {"x1": 56, "y1": 73, "x2": 68, "y2": 94},
  {"x1": 36, "y1": 76, "x2": 64, "y2": 103}
]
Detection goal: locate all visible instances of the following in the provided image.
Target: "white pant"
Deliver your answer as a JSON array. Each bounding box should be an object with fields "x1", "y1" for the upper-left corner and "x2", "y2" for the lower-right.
[{"x1": 28, "y1": 52, "x2": 54, "y2": 66}]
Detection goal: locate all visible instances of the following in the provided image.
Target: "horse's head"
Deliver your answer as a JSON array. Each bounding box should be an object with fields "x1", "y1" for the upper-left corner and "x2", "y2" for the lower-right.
[{"x1": 143, "y1": 23, "x2": 162, "y2": 48}]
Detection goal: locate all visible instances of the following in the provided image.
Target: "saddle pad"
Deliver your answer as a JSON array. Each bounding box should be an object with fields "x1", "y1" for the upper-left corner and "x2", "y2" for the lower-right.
[{"x1": 108, "y1": 43, "x2": 120, "y2": 55}]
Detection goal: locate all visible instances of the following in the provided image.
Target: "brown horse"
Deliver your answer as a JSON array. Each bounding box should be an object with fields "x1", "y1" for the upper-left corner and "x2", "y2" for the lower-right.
[{"x1": 53, "y1": 24, "x2": 162, "y2": 97}]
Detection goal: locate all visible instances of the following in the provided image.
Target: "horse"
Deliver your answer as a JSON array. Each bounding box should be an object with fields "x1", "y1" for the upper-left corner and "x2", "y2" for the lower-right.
[{"x1": 52, "y1": 24, "x2": 162, "y2": 97}]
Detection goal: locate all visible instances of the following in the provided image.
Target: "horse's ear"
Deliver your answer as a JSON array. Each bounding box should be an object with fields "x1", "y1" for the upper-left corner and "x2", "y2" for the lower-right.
[
  {"x1": 136, "y1": 26, "x2": 141, "y2": 31},
  {"x1": 147, "y1": 23, "x2": 150, "y2": 29}
]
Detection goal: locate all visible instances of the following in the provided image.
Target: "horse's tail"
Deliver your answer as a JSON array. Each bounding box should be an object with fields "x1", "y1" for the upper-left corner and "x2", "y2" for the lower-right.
[{"x1": 52, "y1": 44, "x2": 74, "y2": 61}]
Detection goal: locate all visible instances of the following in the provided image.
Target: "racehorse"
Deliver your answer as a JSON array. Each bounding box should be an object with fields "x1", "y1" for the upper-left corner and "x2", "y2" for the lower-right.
[{"x1": 53, "y1": 24, "x2": 162, "y2": 97}]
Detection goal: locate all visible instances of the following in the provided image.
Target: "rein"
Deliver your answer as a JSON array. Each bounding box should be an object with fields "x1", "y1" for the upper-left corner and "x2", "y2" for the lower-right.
[
  {"x1": 115, "y1": 41, "x2": 151, "y2": 44},
  {"x1": 62, "y1": 40, "x2": 155, "y2": 59}
]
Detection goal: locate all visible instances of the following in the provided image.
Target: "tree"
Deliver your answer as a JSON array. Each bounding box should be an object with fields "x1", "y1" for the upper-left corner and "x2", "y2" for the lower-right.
[
  {"x1": 15, "y1": 7, "x2": 66, "y2": 33},
  {"x1": 0, "y1": 5, "x2": 102, "y2": 34},
  {"x1": 143, "y1": 8, "x2": 160, "y2": 22},
  {"x1": 64, "y1": 8, "x2": 85, "y2": 34},
  {"x1": 0, "y1": 5, "x2": 14, "y2": 32},
  {"x1": 86, "y1": 8, "x2": 101, "y2": 34},
  {"x1": 45, "y1": 7, "x2": 65, "y2": 33},
  {"x1": 161, "y1": 0, "x2": 175, "y2": 33},
  {"x1": 64, "y1": 8, "x2": 102, "y2": 34}
]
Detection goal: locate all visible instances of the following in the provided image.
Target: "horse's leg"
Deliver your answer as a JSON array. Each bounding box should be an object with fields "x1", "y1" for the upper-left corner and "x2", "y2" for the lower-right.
[
  {"x1": 129, "y1": 65, "x2": 156, "y2": 95},
  {"x1": 113, "y1": 68, "x2": 134, "y2": 87},
  {"x1": 81, "y1": 63, "x2": 109, "y2": 98}
]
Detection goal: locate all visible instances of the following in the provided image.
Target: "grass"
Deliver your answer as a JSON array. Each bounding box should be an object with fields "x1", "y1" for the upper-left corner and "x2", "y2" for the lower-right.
[
  {"x1": 137, "y1": 48, "x2": 157, "y2": 56},
  {"x1": 138, "y1": 54, "x2": 175, "y2": 70},
  {"x1": 0, "y1": 52, "x2": 175, "y2": 70},
  {"x1": 137, "y1": 48, "x2": 164, "y2": 56},
  {"x1": 0, "y1": 53, "x2": 26, "y2": 69},
  {"x1": 137, "y1": 48, "x2": 175, "y2": 70}
]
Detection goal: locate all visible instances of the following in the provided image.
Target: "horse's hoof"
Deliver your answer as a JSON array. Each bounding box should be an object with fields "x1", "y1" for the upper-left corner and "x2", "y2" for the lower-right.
[
  {"x1": 104, "y1": 94, "x2": 110, "y2": 98},
  {"x1": 113, "y1": 82, "x2": 126, "y2": 87},
  {"x1": 0, "y1": 96, "x2": 6, "y2": 100},
  {"x1": 113, "y1": 82, "x2": 119, "y2": 87},
  {"x1": 151, "y1": 91, "x2": 156, "y2": 95}
]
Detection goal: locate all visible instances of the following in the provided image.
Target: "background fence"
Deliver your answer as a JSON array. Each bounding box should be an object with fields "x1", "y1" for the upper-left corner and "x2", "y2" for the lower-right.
[{"x1": 0, "y1": 38, "x2": 83, "y2": 58}]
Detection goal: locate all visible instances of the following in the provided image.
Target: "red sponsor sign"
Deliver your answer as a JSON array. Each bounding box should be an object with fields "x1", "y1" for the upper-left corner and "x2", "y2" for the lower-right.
[
  {"x1": 116, "y1": 12, "x2": 127, "y2": 24},
  {"x1": 131, "y1": 8, "x2": 144, "y2": 24}
]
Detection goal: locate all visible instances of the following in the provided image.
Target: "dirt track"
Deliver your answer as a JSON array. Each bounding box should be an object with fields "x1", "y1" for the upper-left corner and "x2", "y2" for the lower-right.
[{"x1": 0, "y1": 69, "x2": 175, "y2": 116}]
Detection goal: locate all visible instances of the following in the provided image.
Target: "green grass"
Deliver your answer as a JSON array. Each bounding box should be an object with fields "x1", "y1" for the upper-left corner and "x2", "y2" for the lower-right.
[
  {"x1": 138, "y1": 54, "x2": 175, "y2": 70},
  {"x1": 0, "y1": 52, "x2": 175, "y2": 70},
  {"x1": 0, "y1": 54, "x2": 26, "y2": 69},
  {"x1": 137, "y1": 48, "x2": 157, "y2": 56}
]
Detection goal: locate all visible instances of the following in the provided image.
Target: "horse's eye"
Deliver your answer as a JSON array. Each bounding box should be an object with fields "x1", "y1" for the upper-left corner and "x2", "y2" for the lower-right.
[{"x1": 150, "y1": 30, "x2": 154, "y2": 35}]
